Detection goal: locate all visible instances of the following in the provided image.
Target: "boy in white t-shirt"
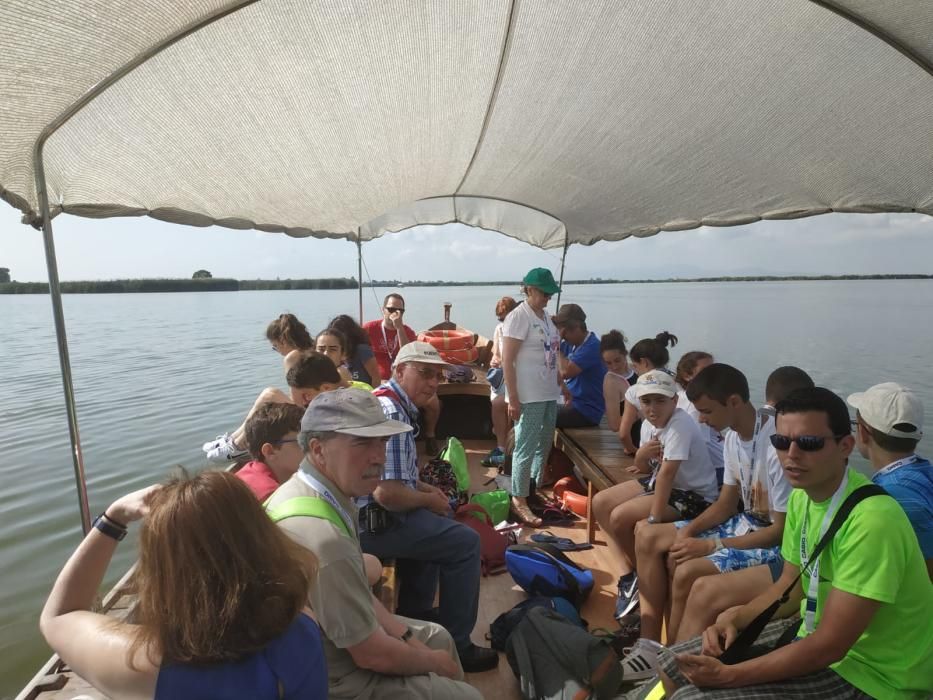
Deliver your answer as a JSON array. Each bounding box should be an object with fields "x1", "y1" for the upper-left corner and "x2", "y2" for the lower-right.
[
  {"x1": 593, "y1": 370, "x2": 718, "y2": 624},
  {"x1": 622, "y1": 363, "x2": 790, "y2": 681}
]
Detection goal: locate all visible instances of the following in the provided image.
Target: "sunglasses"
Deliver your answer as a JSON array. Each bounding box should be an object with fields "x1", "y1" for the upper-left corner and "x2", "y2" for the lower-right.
[
  {"x1": 414, "y1": 367, "x2": 445, "y2": 381},
  {"x1": 769, "y1": 433, "x2": 848, "y2": 452},
  {"x1": 385, "y1": 307, "x2": 405, "y2": 314}
]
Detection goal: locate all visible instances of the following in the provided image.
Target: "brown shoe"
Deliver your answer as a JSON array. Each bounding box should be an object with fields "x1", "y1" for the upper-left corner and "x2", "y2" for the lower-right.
[{"x1": 510, "y1": 497, "x2": 542, "y2": 528}]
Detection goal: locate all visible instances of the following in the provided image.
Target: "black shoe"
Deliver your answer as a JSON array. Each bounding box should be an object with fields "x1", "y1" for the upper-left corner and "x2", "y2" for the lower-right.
[
  {"x1": 458, "y1": 643, "x2": 499, "y2": 673},
  {"x1": 425, "y1": 436, "x2": 441, "y2": 456}
]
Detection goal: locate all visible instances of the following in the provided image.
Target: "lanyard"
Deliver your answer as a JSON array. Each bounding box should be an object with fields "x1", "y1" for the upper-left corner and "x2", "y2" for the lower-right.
[
  {"x1": 298, "y1": 468, "x2": 357, "y2": 536},
  {"x1": 737, "y1": 413, "x2": 764, "y2": 510},
  {"x1": 380, "y1": 323, "x2": 398, "y2": 357},
  {"x1": 647, "y1": 429, "x2": 664, "y2": 490},
  {"x1": 799, "y1": 470, "x2": 849, "y2": 634},
  {"x1": 876, "y1": 454, "x2": 920, "y2": 478}
]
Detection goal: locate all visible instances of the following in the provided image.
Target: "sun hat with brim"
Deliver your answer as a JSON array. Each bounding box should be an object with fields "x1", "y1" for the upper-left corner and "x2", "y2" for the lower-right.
[
  {"x1": 522, "y1": 267, "x2": 561, "y2": 295},
  {"x1": 392, "y1": 341, "x2": 452, "y2": 368},
  {"x1": 301, "y1": 387, "x2": 412, "y2": 437},
  {"x1": 847, "y1": 382, "x2": 924, "y2": 440},
  {"x1": 634, "y1": 370, "x2": 678, "y2": 399}
]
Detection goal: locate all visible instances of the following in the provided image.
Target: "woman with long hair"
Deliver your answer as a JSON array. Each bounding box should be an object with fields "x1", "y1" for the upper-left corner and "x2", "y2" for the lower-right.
[
  {"x1": 601, "y1": 329, "x2": 637, "y2": 434},
  {"x1": 328, "y1": 313, "x2": 380, "y2": 386},
  {"x1": 617, "y1": 331, "x2": 679, "y2": 455},
  {"x1": 266, "y1": 313, "x2": 314, "y2": 369},
  {"x1": 40, "y1": 471, "x2": 326, "y2": 699}
]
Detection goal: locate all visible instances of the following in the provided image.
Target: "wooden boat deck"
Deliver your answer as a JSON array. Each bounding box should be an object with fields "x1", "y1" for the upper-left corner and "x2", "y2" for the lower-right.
[{"x1": 18, "y1": 438, "x2": 634, "y2": 700}]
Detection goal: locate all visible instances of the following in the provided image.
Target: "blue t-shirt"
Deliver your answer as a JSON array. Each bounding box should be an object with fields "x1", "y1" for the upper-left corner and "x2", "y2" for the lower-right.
[
  {"x1": 872, "y1": 455, "x2": 933, "y2": 559},
  {"x1": 155, "y1": 615, "x2": 327, "y2": 699},
  {"x1": 560, "y1": 331, "x2": 607, "y2": 424}
]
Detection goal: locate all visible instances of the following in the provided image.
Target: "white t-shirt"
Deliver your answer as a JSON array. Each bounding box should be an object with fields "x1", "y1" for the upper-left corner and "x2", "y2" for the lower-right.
[
  {"x1": 640, "y1": 407, "x2": 719, "y2": 502},
  {"x1": 624, "y1": 384, "x2": 644, "y2": 419},
  {"x1": 501, "y1": 301, "x2": 560, "y2": 404},
  {"x1": 677, "y1": 389, "x2": 725, "y2": 470},
  {"x1": 722, "y1": 411, "x2": 792, "y2": 521}
]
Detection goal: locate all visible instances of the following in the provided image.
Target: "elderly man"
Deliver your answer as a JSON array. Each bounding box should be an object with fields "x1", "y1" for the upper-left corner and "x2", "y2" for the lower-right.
[
  {"x1": 265, "y1": 388, "x2": 482, "y2": 699},
  {"x1": 364, "y1": 292, "x2": 442, "y2": 454},
  {"x1": 355, "y1": 341, "x2": 498, "y2": 673}
]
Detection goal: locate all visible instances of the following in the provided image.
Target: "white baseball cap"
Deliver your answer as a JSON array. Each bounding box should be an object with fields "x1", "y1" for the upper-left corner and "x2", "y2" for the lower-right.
[
  {"x1": 392, "y1": 341, "x2": 451, "y2": 368},
  {"x1": 847, "y1": 382, "x2": 924, "y2": 441},
  {"x1": 634, "y1": 369, "x2": 678, "y2": 399}
]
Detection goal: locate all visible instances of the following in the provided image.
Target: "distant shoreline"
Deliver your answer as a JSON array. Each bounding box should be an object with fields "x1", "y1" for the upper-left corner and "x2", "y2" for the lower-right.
[{"x1": 1, "y1": 274, "x2": 930, "y2": 294}]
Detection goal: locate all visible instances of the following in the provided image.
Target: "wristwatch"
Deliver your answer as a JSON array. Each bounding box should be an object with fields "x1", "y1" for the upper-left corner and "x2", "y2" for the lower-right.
[
  {"x1": 93, "y1": 512, "x2": 127, "y2": 541},
  {"x1": 399, "y1": 627, "x2": 414, "y2": 643}
]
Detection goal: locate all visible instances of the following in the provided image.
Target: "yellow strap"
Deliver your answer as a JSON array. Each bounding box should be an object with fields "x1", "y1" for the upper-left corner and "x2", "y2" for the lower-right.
[{"x1": 644, "y1": 680, "x2": 666, "y2": 700}]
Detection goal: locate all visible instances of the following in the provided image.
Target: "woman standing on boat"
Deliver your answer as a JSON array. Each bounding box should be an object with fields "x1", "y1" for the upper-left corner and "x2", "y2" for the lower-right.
[
  {"x1": 501, "y1": 268, "x2": 562, "y2": 526},
  {"x1": 40, "y1": 471, "x2": 327, "y2": 699}
]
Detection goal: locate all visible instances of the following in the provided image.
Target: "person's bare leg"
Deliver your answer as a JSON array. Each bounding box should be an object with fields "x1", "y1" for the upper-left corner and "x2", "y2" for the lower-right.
[
  {"x1": 231, "y1": 387, "x2": 291, "y2": 446},
  {"x1": 633, "y1": 521, "x2": 678, "y2": 642},
  {"x1": 668, "y1": 556, "x2": 719, "y2": 642},
  {"x1": 592, "y1": 481, "x2": 645, "y2": 572},
  {"x1": 675, "y1": 565, "x2": 775, "y2": 642},
  {"x1": 491, "y1": 394, "x2": 509, "y2": 450},
  {"x1": 608, "y1": 497, "x2": 679, "y2": 576}
]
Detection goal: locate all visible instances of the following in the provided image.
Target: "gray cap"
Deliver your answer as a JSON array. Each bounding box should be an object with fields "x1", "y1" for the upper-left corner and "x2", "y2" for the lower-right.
[{"x1": 300, "y1": 388, "x2": 413, "y2": 437}]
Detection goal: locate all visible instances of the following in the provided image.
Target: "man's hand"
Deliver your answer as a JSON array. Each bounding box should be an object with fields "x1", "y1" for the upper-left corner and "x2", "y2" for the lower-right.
[
  {"x1": 430, "y1": 649, "x2": 460, "y2": 679},
  {"x1": 676, "y1": 654, "x2": 738, "y2": 688},
  {"x1": 636, "y1": 438, "x2": 662, "y2": 464},
  {"x1": 561, "y1": 384, "x2": 572, "y2": 406},
  {"x1": 388, "y1": 310, "x2": 404, "y2": 329},
  {"x1": 508, "y1": 402, "x2": 522, "y2": 421},
  {"x1": 669, "y1": 536, "x2": 715, "y2": 564},
  {"x1": 106, "y1": 484, "x2": 161, "y2": 524},
  {"x1": 417, "y1": 482, "x2": 451, "y2": 515},
  {"x1": 700, "y1": 620, "x2": 739, "y2": 657}
]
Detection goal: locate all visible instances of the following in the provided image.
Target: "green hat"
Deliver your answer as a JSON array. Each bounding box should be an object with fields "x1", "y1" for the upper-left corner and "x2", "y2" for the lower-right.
[{"x1": 522, "y1": 268, "x2": 561, "y2": 295}]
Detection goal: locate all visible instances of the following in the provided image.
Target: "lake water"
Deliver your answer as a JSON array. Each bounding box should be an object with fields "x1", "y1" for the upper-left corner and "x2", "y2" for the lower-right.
[{"x1": 0, "y1": 280, "x2": 930, "y2": 698}]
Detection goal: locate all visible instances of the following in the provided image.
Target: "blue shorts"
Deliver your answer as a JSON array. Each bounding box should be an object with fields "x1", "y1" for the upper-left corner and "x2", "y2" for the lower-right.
[{"x1": 674, "y1": 512, "x2": 782, "y2": 574}]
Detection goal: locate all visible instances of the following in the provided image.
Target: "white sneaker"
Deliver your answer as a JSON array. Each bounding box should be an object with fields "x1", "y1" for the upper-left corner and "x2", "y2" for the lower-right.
[
  {"x1": 202, "y1": 433, "x2": 248, "y2": 463},
  {"x1": 621, "y1": 638, "x2": 663, "y2": 682}
]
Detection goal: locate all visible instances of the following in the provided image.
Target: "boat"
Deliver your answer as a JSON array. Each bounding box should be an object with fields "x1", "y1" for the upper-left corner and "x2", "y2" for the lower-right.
[{"x1": 4, "y1": 3, "x2": 933, "y2": 698}]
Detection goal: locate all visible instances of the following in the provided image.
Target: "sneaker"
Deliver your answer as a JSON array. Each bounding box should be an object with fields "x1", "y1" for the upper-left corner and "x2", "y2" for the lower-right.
[
  {"x1": 620, "y1": 638, "x2": 663, "y2": 682},
  {"x1": 481, "y1": 447, "x2": 505, "y2": 467},
  {"x1": 614, "y1": 572, "x2": 639, "y2": 620},
  {"x1": 425, "y1": 436, "x2": 441, "y2": 457},
  {"x1": 458, "y1": 643, "x2": 499, "y2": 673},
  {"x1": 203, "y1": 433, "x2": 248, "y2": 463}
]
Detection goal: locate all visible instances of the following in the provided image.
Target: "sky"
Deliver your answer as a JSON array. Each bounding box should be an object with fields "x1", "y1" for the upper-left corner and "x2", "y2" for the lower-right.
[{"x1": 1, "y1": 204, "x2": 932, "y2": 283}]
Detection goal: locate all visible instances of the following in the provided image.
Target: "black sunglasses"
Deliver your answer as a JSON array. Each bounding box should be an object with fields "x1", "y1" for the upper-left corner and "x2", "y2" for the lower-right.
[
  {"x1": 769, "y1": 433, "x2": 848, "y2": 452},
  {"x1": 385, "y1": 306, "x2": 405, "y2": 314}
]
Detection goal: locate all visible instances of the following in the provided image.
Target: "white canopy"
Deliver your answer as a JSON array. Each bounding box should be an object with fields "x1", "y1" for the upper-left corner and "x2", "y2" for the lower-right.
[{"x1": 2, "y1": 0, "x2": 932, "y2": 249}]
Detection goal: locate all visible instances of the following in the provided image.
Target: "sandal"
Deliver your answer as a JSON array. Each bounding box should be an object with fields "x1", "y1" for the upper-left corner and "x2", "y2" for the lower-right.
[
  {"x1": 510, "y1": 498, "x2": 543, "y2": 528},
  {"x1": 529, "y1": 531, "x2": 594, "y2": 551}
]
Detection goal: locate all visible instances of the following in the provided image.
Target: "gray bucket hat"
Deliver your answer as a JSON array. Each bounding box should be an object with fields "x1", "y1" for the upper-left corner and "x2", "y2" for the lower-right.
[{"x1": 301, "y1": 388, "x2": 412, "y2": 437}]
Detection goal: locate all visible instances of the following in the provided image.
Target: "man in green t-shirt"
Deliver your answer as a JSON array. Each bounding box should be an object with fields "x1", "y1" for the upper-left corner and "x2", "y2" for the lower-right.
[{"x1": 628, "y1": 387, "x2": 933, "y2": 700}]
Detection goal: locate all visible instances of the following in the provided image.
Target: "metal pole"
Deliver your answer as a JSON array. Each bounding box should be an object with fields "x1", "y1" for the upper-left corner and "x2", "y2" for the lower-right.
[
  {"x1": 357, "y1": 234, "x2": 364, "y2": 324},
  {"x1": 555, "y1": 236, "x2": 569, "y2": 308},
  {"x1": 33, "y1": 144, "x2": 91, "y2": 535}
]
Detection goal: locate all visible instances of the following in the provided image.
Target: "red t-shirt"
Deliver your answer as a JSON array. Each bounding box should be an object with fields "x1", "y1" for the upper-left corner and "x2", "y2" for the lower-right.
[
  {"x1": 236, "y1": 460, "x2": 280, "y2": 502},
  {"x1": 363, "y1": 320, "x2": 416, "y2": 380}
]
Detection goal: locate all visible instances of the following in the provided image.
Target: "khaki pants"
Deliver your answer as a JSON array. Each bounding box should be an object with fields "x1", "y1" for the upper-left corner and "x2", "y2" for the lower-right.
[{"x1": 329, "y1": 616, "x2": 482, "y2": 700}]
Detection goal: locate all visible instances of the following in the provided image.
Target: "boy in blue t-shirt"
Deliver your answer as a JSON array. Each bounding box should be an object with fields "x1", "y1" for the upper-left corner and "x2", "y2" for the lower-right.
[
  {"x1": 555, "y1": 303, "x2": 607, "y2": 428},
  {"x1": 848, "y1": 382, "x2": 932, "y2": 579}
]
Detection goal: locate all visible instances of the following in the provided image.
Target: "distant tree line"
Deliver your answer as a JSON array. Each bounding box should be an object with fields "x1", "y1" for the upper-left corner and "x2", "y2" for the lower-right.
[
  {"x1": 0, "y1": 277, "x2": 358, "y2": 294},
  {"x1": 368, "y1": 274, "x2": 933, "y2": 287}
]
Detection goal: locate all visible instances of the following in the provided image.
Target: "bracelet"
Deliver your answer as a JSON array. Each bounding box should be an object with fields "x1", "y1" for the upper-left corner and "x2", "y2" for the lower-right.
[
  {"x1": 399, "y1": 627, "x2": 413, "y2": 642},
  {"x1": 93, "y1": 512, "x2": 127, "y2": 541},
  {"x1": 101, "y1": 511, "x2": 127, "y2": 529}
]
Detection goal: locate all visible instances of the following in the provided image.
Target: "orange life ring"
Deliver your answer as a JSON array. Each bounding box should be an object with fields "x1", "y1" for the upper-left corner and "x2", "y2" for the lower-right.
[
  {"x1": 561, "y1": 490, "x2": 589, "y2": 517},
  {"x1": 419, "y1": 329, "x2": 475, "y2": 352},
  {"x1": 439, "y1": 347, "x2": 480, "y2": 365},
  {"x1": 553, "y1": 475, "x2": 585, "y2": 501}
]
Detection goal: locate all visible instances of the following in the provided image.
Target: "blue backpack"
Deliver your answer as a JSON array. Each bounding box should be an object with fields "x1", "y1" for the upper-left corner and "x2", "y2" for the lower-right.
[{"x1": 505, "y1": 543, "x2": 595, "y2": 608}]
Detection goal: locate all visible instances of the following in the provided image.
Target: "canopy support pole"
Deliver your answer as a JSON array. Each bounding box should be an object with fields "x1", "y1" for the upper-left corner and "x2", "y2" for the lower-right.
[
  {"x1": 555, "y1": 236, "x2": 570, "y2": 308},
  {"x1": 356, "y1": 234, "x2": 364, "y2": 324},
  {"x1": 33, "y1": 145, "x2": 91, "y2": 535}
]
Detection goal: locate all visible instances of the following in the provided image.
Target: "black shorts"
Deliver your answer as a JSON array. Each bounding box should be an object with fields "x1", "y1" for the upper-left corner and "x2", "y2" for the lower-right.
[{"x1": 637, "y1": 476, "x2": 710, "y2": 520}]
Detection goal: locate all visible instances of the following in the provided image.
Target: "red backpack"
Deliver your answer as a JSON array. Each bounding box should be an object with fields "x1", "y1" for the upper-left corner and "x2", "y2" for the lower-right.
[{"x1": 454, "y1": 503, "x2": 511, "y2": 576}]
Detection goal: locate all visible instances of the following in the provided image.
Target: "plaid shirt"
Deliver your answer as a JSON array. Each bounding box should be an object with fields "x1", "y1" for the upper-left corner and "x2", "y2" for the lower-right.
[{"x1": 354, "y1": 378, "x2": 419, "y2": 509}]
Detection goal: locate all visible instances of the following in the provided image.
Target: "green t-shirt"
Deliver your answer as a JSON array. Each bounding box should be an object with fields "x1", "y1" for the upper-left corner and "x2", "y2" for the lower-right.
[{"x1": 781, "y1": 469, "x2": 933, "y2": 700}]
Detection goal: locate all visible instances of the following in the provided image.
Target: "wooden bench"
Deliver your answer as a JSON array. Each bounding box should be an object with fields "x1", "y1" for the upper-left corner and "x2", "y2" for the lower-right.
[{"x1": 554, "y1": 427, "x2": 638, "y2": 544}]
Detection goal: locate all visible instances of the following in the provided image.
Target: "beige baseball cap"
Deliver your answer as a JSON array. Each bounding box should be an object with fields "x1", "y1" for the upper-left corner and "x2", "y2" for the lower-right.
[
  {"x1": 392, "y1": 341, "x2": 451, "y2": 368},
  {"x1": 300, "y1": 387, "x2": 412, "y2": 437},
  {"x1": 847, "y1": 382, "x2": 924, "y2": 440},
  {"x1": 634, "y1": 369, "x2": 678, "y2": 398}
]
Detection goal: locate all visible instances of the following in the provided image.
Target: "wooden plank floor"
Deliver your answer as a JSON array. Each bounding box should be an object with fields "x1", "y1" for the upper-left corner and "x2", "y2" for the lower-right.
[{"x1": 456, "y1": 439, "x2": 626, "y2": 699}]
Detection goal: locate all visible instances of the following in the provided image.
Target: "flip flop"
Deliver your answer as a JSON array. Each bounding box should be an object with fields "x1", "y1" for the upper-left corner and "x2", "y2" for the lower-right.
[{"x1": 529, "y1": 530, "x2": 594, "y2": 551}]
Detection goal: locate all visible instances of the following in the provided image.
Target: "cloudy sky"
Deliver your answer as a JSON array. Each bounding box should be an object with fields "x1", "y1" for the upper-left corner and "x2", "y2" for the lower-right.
[{"x1": 1, "y1": 204, "x2": 931, "y2": 283}]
